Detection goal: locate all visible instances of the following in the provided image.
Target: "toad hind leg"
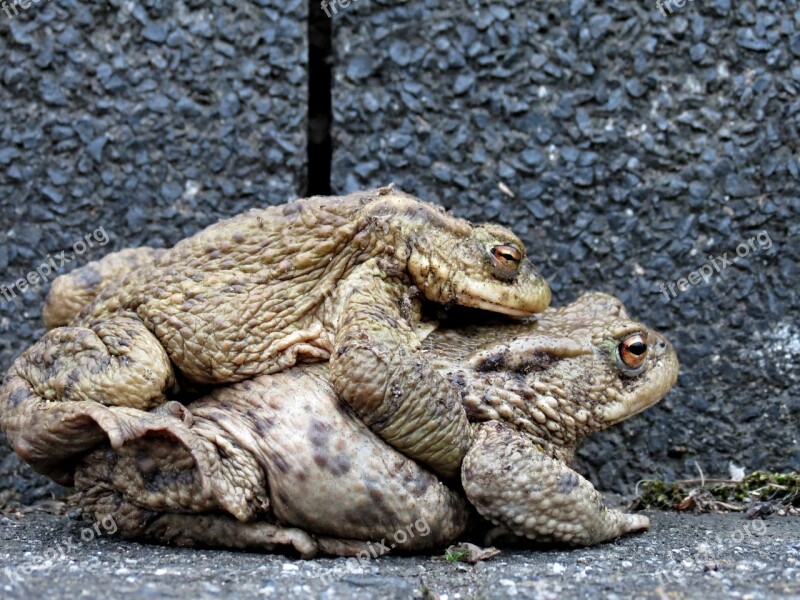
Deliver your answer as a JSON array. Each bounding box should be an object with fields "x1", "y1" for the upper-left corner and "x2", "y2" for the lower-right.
[
  {"x1": 43, "y1": 247, "x2": 166, "y2": 329},
  {"x1": 82, "y1": 500, "x2": 370, "y2": 559},
  {"x1": 329, "y1": 259, "x2": 472, "y2": 478},
  {"x1": 140, "y1": 514, "x2": 382, "y2": 558},
  {"x1": 0, "y1": 314, "x2": 177, "y2": 463},
  {"x1": 462, "y1": 421, "x2": 649, "y2": 546}
]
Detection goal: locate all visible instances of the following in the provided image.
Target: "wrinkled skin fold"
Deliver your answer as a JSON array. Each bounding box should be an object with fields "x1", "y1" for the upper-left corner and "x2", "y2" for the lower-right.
[
  {"x1": 0, "y1": 188, "x2": 551, "y2": 477},
  {"x1": 73, "y1": 369, "x2": 470, "y2": 557},
  {"x1": 1, "y1": 283, "x2": 678, "y2": 554}
]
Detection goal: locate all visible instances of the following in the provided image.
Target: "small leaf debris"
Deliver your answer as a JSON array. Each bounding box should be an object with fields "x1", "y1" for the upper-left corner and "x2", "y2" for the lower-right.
[
  {"x1": 631, "y1": 470, "x2": 800, "y2": 515},
  {"x1": 444, "y1": 543, "x2": 501, "y2": 564}
]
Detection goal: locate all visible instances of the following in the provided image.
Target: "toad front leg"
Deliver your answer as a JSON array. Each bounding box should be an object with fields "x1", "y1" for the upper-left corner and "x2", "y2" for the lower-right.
[
  {"x1": 462, "y1": 421, "x2": 649, "y2": 546},
  {"x1": 329, "y1": 259, "x2": 473, "y2": 478}
]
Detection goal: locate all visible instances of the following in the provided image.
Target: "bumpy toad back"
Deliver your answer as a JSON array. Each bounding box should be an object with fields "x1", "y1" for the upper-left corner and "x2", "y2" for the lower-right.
[{"x1": 1, "y1": 187, "x2": 550, "y2": 479}]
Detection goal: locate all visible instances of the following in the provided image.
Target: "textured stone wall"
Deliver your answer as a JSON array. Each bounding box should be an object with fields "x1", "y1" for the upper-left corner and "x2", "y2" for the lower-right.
[
  {"x1": 331, "y1": 0, "x2": 800, "y2": 491},
  {"x1": 0, "y1": 0, "x2": 307, "y2": 504},
  {"x1": 0, "y1": 0, "x2": 798, "y2": 502}
]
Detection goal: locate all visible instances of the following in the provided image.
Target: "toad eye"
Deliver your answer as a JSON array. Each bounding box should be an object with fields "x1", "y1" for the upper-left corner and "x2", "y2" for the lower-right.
[
  {"x1": 617, "y1": 334, "x2": 648, "y2": 372},
  {"x1": 490, "y1": 245, "x2": 522, "y2": 270}
]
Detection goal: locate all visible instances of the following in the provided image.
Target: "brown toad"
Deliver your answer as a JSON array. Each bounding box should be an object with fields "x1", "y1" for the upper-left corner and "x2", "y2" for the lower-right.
[
  {"x1": 5, "y1": 291, "x2": 677, "y2": 553},
  {"x1": 0, "y1": 187, "x2": 550, "y2": 476}
]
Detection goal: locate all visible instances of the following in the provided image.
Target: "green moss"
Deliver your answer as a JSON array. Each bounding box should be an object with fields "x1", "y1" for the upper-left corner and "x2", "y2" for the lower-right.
[
  {"x1": 444, "y1": 548, "x2": 470, "y2": 563},
  {"x1": 631, "y1": 481, "x2": 688, "y2": 510},
  {"x1": 632, "y1": 471, "x2": 800, "y2": 512}
]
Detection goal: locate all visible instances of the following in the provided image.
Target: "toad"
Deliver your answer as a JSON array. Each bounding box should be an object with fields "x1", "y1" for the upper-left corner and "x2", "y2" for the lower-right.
[
  {"x1": 4, "y1": 291, "x2": 678, "y2": 553},
  {"x1": 0, "y1": 187, "x2": 550, "y2": 476}
]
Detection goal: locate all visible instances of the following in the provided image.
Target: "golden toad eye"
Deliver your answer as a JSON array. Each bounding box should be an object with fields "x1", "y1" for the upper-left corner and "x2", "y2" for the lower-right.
[
  {"x1": 618, "y1": 334, "x2": 648, "y2": 370},
  {"x1": 490, "y1": 245, "x2": 522, "y2": 269}
]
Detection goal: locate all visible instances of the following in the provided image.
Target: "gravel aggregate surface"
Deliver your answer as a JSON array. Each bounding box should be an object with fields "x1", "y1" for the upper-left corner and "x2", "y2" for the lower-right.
[{"x1": 0, "y1": 511, "x2": 798, "y2": 599}]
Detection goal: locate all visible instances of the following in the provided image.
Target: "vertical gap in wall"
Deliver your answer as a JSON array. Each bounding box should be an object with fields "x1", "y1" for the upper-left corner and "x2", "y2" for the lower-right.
[{"x1": 307, "y1": 1, "x2": 333, "y2": 196}]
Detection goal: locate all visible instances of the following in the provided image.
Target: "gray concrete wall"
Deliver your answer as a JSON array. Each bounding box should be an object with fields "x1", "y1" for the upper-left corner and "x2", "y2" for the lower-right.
[
  {"x1": 0, "y1": 0, "x2": 307, "y2": 504},
  {"x1": 0, "y1": 0, "x2": 798, "y2": 503}
]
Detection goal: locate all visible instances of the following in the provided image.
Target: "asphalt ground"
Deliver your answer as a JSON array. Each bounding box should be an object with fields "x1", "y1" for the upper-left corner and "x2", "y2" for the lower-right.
[{"x1": 0, "y1": 510, "x2": 798, "y2": 599}]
